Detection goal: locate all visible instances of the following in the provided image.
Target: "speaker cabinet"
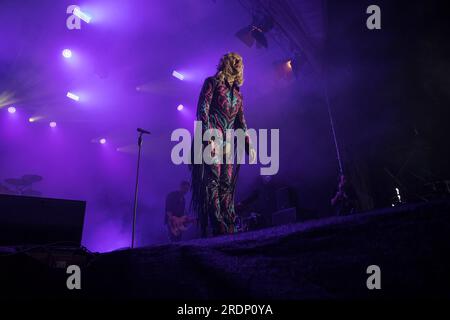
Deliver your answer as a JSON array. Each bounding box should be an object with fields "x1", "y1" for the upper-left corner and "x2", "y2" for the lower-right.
[{"x1": 0, "y1": 194, "x2": 86, "y2": 246}]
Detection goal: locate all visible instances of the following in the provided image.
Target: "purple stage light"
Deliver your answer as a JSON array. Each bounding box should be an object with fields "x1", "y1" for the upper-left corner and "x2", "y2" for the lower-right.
[
  {"x1": 49, "y1": 121, "x2": 57, "y2": 128},
  {"x1": 29, "y1": 116, "x2": 42, "y2": 123},
  {"x1": 62, "y1": 49, "x2": 72, "y2": 58},
  {"x1": 7, "y1": 106, "x2": 16, "y2": 114},
  {"x1": 100, "y1": 138, "x2": 106, "y2": 144},
  {"x1": 177, "y1": 104, "x2": 184, "y2": 111},
  {"x1": 172, "y1": 70, "x2": 185, "y2": 80},
  {"x1": 67, "y1": 92, "x2": 80, "y2": 101},
  {"x1": 73, "y1": 7, "x2": 92, "y2": 23}
]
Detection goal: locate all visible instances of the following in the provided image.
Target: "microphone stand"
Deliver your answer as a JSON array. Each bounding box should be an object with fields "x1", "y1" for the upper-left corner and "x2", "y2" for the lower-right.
[{"x1": 131, "y1": 128, "x2": 150, "y2": 249}]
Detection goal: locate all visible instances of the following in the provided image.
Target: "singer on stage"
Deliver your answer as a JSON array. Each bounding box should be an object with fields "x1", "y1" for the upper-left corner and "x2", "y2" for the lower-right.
[{"x1": 191, "y1": 52, "x2": 256, "y2": 237}]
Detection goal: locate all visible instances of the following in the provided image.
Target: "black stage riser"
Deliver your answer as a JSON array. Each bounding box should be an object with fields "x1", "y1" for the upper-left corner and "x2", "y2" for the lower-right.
[
  {"x1": 2, "y1": 200, "x2": 450, "y2": 299},
  {"x1": 0, "y1": 194, "x2": 86, "y2": 246}
]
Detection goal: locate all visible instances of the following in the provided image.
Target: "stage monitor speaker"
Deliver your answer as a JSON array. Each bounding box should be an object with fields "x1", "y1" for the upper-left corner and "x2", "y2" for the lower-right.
[
  {"x1": 0, "y1": 194, "x2": 86, "y2": 246},
  {"x1": 271, "y1": 207, "x2": 297, "y2": 226}
]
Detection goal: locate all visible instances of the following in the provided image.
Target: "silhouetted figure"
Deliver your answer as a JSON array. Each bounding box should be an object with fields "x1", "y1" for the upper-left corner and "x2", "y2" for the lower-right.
[
  {"x1": 331, "y1": 174, "x2": 358, "y2": 216},
  {"x1": 165, "y1": 181, "x2": 191, "y2": 242}
]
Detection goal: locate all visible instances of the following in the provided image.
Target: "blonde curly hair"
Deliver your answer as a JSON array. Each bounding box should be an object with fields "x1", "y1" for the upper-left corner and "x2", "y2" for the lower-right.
[{"x1": 215, "y1": 52, "x2": 244, "y2": 86}]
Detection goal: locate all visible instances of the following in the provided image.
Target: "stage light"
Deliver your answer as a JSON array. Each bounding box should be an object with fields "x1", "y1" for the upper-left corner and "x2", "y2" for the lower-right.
[
  {"x1": 172, "y1": 70, "x2": 185, "y2": 80},
  {"x1": 73, "y1": 7, "x2": 92, "y2": 23},
  {"x1": 395, "y1": 187, "x2": 402, "y2": 203},
  {"x1": 274, "y1": 55, "x2": 303, "y2": 80},
  {"x1": 274, "y1": 59, "x2": 293, "y2": 80},
  {"x1": 288, "y1": 55, "x2": 305, "y2": 79},
  {"x1": 62, "y1": 49, "x2": 72, "y2": 58},
  {"x1": 286, "y1": 60, "x2": 292, "y2": 69},
  {"x1": 66, "y1": 92, "x2": 80, "y2": 101},
  {"x1": 100, "y1": 138, "x2": 106, "y2": 144},
  {"x1": 49, "y1": 121, "x2": 57, "y2": 128},
  {"x1": 7, "y1": 106, "x2": 16, "y2": 114},
  {"x1": 28, "y1": 116, "x2": 43, "y2": 123},
  {"x1": 177, "y1": 104, "x2": 184, "y2": 111},
  {"x1": 235, "y1": 14, "x2": 274, "y2": 49}
]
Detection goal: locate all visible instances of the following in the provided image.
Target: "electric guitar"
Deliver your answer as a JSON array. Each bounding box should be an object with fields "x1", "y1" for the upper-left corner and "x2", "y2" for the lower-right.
[{"x1": 168, "y1": 215, "x2": 196, "y2": 237}]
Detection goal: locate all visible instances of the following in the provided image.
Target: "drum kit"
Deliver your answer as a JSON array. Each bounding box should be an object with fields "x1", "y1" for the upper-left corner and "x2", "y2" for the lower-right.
[{"x1": 0, "y1": 174, "x2": 43, "y2": 196}]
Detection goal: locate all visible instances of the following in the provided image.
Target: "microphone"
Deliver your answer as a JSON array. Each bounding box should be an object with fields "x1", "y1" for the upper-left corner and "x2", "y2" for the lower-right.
[{"x1": 137, "y1": 128, "x2": 151, "y2": 135}]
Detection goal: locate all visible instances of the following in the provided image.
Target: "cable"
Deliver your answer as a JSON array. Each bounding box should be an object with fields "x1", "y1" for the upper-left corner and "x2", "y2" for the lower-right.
[{"x1": 323, "y1": 73, "x2": 344, "y2": 176}]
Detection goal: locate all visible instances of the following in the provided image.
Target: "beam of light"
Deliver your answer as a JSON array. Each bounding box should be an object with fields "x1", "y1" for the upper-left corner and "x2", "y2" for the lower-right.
[
  {"x1": 116, "y1": 144, "x2": 137, "y2": 154},
  {"x1": 7, "y1": 106, "x2": 16, "y2": 114},
  {"x1": 62, "y1": 49, "x2": 72, "y2": 58},
  {"x1": 177, "y1": 104, "x2": 184, "y2": 111},
  {"x1": 0, "y1": 91, "x2": 17, "y2": 108},
  {"x1": 73, "y1": 7, "x2": 92, "y2": 23},
  {"x1": 172, "y1": 70, "x2": 185, "y2": 80},
  {"x1": 99, "y1": 138, "x2": 106, "y2": 144},
  {"x1": 49, "y1": 121, "x2": 57, "y2": 128},
  {"x1": 66, "y1": 92, "x2": 80, "y2": 101}
]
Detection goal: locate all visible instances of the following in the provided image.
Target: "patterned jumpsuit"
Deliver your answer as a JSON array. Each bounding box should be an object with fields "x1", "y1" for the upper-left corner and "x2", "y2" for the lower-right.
[{"x1": 196, "y1": 76, "x2": 249, "y2": 235}]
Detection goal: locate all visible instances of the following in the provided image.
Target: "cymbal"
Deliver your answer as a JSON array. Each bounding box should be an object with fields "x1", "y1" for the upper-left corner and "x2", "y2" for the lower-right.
[
  {"x1": 5, "y1": 178, "x2": 29, "y2": 186},
  {"x1": 22, "y1": 174, "x2": 43, "y2": 183}
]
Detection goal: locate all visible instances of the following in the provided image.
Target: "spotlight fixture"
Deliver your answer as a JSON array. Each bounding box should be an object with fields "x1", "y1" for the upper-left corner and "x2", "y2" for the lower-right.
[
  {"x1": 7, "y1": 106, "x2": 16, "y2": 114},
  {"x1": 100, "y1": 138, "x2": 106, "y2": 144},
  {"x1": 62, "y1": 49, "x2": 72, "y2": 58},
  {"x1": 172, "y1": 70, "x2": 185, "y2": 81},
  {"x1": 289, "y1": 54, "x2": 306, "y2": 79},
  {"x1": 274, "y1": 54, "x2": 304, "y2": 80},
  {"x1": 29, "y1": 116, "x2": 42, "y2": 123},
  {"x1": 286, "y1": 60, "x2": 292, "y2": 70},
  {"x1": 177, "y1": 104, "x2": 184, "y2": 111},
  {"x1": 66, "y1": 92, "x2": 80, "y2": 101},
  {"x1": 73, "y1": 7, "x2": 92, "y2": 23},
  {"x1": 235, "y1": 14, "x2": 274, "y2": 49},
  {"x1": 49, "y1": 121, "x2": 57, "y2": 128},
  {"x1": 274, "y1": 59, "x2": 294, "y2": 80}
]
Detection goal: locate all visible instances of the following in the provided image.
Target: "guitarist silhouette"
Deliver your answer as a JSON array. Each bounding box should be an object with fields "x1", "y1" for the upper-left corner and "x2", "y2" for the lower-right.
[{"x1": 165, "y1": 181, "x2": 194, "y2": 241}]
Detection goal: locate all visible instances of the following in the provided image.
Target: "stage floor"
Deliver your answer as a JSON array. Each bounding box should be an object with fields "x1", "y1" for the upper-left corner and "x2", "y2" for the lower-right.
[{"x1": 3, "y1": 199, "x2": 450, "y2": 299}]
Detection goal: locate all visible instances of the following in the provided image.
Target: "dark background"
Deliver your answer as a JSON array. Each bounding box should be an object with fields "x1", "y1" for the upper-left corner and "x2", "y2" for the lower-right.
[{"x1": 324, "y1": 0, "x2": 450, "y2": 209}]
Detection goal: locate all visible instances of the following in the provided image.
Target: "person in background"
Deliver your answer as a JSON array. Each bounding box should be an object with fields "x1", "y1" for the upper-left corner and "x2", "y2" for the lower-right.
[
  {"x1": 165, "y1": 181, "x2": 190, "y2": 242},
  {"x1": 331, "y1": 174, "x2": 358, "y2": 216}
]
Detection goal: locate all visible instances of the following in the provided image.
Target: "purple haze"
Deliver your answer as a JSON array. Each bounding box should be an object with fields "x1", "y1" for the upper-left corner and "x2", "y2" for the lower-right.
[{"x1": 0, "y1": 0, "x2": 339, "y2": 252}]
